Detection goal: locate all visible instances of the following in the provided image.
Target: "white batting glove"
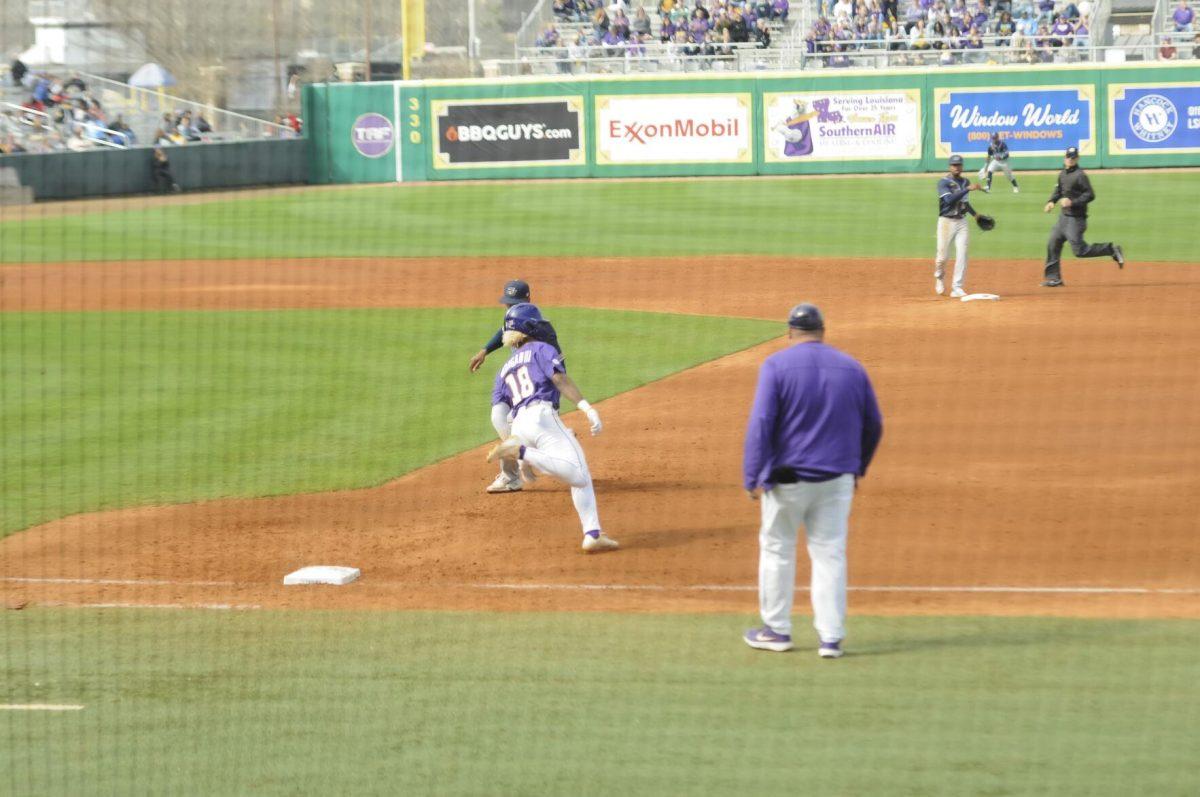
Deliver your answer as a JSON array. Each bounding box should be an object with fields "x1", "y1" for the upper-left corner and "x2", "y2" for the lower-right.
[{"x1": 578, "y1": 400, "x2": 602, "y2": 436}]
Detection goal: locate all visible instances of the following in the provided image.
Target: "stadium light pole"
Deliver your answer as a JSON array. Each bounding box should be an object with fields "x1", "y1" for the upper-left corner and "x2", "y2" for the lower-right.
[
  {"x1": 364, "y1": 0, "x2": 374, "y2": 81},
  {"x1": 468, "y1": 0, "x2": 477, "y2": 63}
]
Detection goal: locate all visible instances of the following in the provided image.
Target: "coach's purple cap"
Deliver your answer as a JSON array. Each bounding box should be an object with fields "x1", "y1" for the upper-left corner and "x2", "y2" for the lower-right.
[
  {"x1": 788, "y1": 303, "x2": 825, "y2": 331},
  {"x1": 500, "y1": 279, "x2": 531, "y2": 306}
]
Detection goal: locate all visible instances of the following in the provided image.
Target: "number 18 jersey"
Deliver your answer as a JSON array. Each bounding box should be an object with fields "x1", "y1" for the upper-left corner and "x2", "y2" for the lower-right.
[{"x1": 491, "y1": 341, "x2": 565, "y2": 412}]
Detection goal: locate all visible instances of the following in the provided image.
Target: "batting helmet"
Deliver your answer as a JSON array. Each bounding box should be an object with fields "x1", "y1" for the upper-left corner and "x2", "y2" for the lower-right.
[
  {"x1": 948, "y1": 154, "x2": 964, "y2": 167},
  {"x1": 787, "y1": 303, "x2": 825, "y2": 331},
  {"x1": 500, "y1": 279, "x2": 531, "y2": 306},
  {"x1": 504, "y1": 302, "x2": 543, "y2": 336}
]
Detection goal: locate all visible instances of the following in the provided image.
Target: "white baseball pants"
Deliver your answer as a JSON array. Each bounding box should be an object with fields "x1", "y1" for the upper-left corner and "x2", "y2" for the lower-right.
[
  {"x1": 490, "y1": 402, "x2": 519, "y2": 482},
  {"x1": 511, "y1": 401, "x2": 601, "y2": 534},
  {"x1": 757, "y1": 475, "x2": 855, "y2": 642},
  {"x1": 985, "y1": 159, "x2": 1015, "y2": 182},
  {"x1": 935, "y1": 216, "x2": 970, "y2": 293}
]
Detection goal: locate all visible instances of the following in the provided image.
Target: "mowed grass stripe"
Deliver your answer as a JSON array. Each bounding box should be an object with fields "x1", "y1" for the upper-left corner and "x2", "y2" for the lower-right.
[
  {"x1": 0, "y1": 307, "x2": 777, "y2": 538},
  {"x1": 0, "y1": 172, "x2": 1193, "y2": 262},
  {"x1": 2, "y1": 609, "x2": 1197, "y2": 795}
]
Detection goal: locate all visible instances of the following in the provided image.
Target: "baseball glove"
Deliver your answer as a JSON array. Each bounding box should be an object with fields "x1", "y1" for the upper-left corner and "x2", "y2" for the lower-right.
[{"x1": 975, "y1": 214, "x2": 996, "y2": 231}]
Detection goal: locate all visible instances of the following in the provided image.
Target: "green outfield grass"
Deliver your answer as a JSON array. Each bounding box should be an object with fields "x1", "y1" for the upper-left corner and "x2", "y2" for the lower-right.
[
  {"x1": 3, "y1": 609, "x2": 1197, "y2": 796},
  {"x1": 0, "y1": 307, "x2": 777, "y2": 537},
  {"x1": 0, "y1": 172, "x2": 1193, "y2": 263}
]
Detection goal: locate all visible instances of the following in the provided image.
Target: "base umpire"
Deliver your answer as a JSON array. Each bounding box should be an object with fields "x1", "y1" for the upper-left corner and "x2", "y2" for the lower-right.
[{"x1": 1041, "y1": 146, "x2": 1125, "y2": 288}]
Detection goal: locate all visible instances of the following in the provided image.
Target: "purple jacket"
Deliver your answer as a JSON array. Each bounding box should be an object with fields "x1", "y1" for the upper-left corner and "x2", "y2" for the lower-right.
[{"x1": 743, "y1": 342, "x2": 883, "y2": 490}]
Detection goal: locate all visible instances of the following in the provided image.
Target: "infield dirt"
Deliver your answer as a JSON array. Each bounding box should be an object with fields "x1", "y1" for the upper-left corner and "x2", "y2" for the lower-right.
[{"x1": 2, "y1": 256, "x2": 1198, "y2": 618}]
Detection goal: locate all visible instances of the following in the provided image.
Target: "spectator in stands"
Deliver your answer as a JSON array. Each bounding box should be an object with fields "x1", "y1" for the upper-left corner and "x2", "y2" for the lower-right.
[
  {"x1": 154, "y1": 127, "x2": 173, "y2": 146},
  {"x1": 753, "y1": 16, "x2": 773, "y2": 45},
  {"x1": 1193, "y1": 30, "x2": 1200, "y2": 57},
  {"x1": 833, "y1": 0, "x2": 854, "y2": 20},
  {"x1": 108, "y1": 115, "x2": 135, "y2": 146},
  {"x1": 660, "y1": 14, "x2": 680, "y2": 40},
  {"x1": 177, "y1": 112, "x2": 202, "y2": 142},
  {"x1": 593, "y1": 7, "x2": 612, "y2": 36},
  {"x1": 152, "y1": 147, "x2": 181, "y2": 193},
  {"x1": 1076, "y1": 0, "x2": 1092, "y2": 22},
  {"x1": 568, "y1": 32, "x2": 589, "y2": 70},
  {"x1": 1017, "y1": 9, "x2": 1038, "y2": 36},
  {"x1": 537, "y1": 23, "x2": 562, "y2": 47},
  {"x1": 602, "y1": 25, "x2": 625, "y2": 54},
  {"x1": 1073, "y1": 17, "x2": 1090, "y2": 50},
  {"x1": 10, "y1": 56, "x2": 27, "y2": 87},
  {"x1": 1036, "y1": 0, "x2": 1055, "y2": 22},
  {"x1": 1174, "y1": 0, "x2": 1194, "y2": 32},
  {"x1": 909, "y1": 17, "x2": 932, "y2": 48},
  {"x1": 903, "y1": 0, "x2": 924, "y2": 31},
  {"x1": 1, "y1": 132, "x2": 27, "y2": 154},
  {"x1": 1049, "y1": 14, "x2": 1073, "y2": 46},
  {"x1": 553, "y1": 0, "x2": 578, "y2": 20},
  {"x1": 730, "y1": 7, "x2": 750, "y2": 40},
  {"x1": 197, "y1": 114, "x2": 213, "y2": 134},
  {"x1": 964, "y1": 25, "x2": 986, "y2": 59},
  {"x1": 995, "y1": 10, "x2": 1015, "y2": 44},
  {"x1": 633, "y1": 5, "x2": 653, "y2": 35},
  {"x1": 609, "y1": 8, "x2": 629, "y2": 37},
  {"x1": 772, "y1": 0, "x2": 789, "y2": 21},
  {"x1": 1159, "y1": 39, "x2": 1177, "y2": 58},
  {"x1": 690, "y1": 12, "x2": 711, "y2": 39}
]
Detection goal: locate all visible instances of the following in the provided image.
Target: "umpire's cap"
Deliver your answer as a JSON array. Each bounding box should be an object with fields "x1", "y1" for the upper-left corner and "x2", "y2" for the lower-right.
[
  {"x1": 948, "y1": 154, "x2": 964, "y2": 167},
  {"x1": 500, "y1": 279, "x2": 531, "y2": 306},
  {"x1": 1064, "y1": 146, "x2": 1079, "y2": 159},
  {"x1": 787, "y1": 303, "x2": 825, "y2": 332}
]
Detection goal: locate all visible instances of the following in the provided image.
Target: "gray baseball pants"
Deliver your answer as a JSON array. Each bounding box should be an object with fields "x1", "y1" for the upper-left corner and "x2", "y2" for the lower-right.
[{"x1": 1044, "y1": 215, "x2": 1115, "y2": 281}]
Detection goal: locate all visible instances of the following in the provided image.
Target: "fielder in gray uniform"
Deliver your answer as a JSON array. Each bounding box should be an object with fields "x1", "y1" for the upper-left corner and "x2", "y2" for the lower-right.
[
  {"x1": 1041, "y1": 146, "x2": 1125, "y2": 288},
  {"x1": 978, "y1": 132, "x2": 1019, "y2": 194},
  {"x1": 935, "y1": 154, "x2": 984, "y2": 298}
]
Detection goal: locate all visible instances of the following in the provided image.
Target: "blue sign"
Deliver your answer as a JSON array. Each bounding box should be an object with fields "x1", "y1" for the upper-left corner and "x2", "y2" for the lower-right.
[
  {"x1": 1110, "y1": 84, "x2": 1200, "y2": 154},
  {"x1": 935, "y1": 86, "x2": 1095, "y2": 157}
]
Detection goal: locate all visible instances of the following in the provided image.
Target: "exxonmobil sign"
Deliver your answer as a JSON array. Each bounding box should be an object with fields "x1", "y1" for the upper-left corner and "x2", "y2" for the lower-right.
[
  {"x1": 596, "y1": 94, "x2": 753, "y2": 165},
  {"x1": 433, "y1": 98, "x2": 584, "y2": 168}
]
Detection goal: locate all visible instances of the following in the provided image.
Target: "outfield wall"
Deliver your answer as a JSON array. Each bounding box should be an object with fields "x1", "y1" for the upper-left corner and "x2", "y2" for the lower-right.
[
  {"x1": 0, "y1": 139, "x2": 309, "y2": 201},
  {"x1": 305, "y1": 63, "x2": 1200, "y2": 184}
]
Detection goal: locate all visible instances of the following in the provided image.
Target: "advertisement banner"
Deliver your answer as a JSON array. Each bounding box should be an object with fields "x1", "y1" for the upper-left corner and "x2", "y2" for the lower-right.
[
  {"x1": 934, "y1": 86, "x2": 1095, "y2": 157},
  {"x1": 763, "y1": 90, "x2": 921, "y2": 162},
  {"x1": 595, "y1": 93, "x2": 752, "y2": 165},
  {"x1": 351, "y1": 113, "x2": 395, "y2": 159},
  {"x1": 431, "y1": 97, "x2": 585, "y2": 169},
  {"x1": 1109, "y1": 83, "x2": 1200, "y2": 155}
]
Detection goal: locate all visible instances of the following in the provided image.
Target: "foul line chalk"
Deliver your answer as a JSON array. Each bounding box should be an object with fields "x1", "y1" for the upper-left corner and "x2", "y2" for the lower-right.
[
  {"x1": 0, "y1": 704, "x2": 84, "y2": 711},
  {"x1": 473, "y1": 583, "x2": 1200, "y2": 596}
]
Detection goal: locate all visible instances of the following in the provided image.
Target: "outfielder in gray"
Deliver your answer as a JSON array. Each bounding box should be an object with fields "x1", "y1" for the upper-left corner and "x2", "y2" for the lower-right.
[{"x1": 1042, "y1": 146, "x2": 1125, "y2": 288}]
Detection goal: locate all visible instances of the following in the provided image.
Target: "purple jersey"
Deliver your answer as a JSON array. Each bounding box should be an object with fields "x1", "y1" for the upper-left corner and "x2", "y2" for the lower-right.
[{"x1": 492, "y1": 341, "x2": 565, "y2": 411}]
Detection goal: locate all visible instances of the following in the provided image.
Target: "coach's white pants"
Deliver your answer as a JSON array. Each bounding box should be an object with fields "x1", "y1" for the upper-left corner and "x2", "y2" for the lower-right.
[
  {"x1": 935, "y1": 216, "x2": 969, "y2": 293},
  {"x1": 511, "y1": 401, "x2": 601, "y2": 534},
  {"x1": 490, "y1": 403, "x2": 520, "y2": 481},
  {"x1": 758, "y1": 475, "x2": 855, "y2": 642}
]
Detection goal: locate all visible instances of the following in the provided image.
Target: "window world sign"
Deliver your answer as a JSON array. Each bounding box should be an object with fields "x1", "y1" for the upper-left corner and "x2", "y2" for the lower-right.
[
  {"x1": 933, "y1": 86, "x2": 1095, "y2": 157},
  {"x1": 1109, "y1": 83, "x2": 1200, "y2": 155}
]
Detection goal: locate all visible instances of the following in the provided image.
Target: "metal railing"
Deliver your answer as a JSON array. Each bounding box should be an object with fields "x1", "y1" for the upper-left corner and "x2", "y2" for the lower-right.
[
  {"x1": 1, "y1": 101, "x2": 128, "y2": 152},
  {"x1": 76, "y1": 71, "x2": 292, "y2": 144},
  {"x1": 516, "y1": 0, "x2": 554, "y2": 57},
  {"x1": 489, "y1": 38, "x2": 1170, "y2": 74}
]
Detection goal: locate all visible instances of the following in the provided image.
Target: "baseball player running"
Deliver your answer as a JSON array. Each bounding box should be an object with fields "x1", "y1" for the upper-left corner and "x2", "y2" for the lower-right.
[
  {"x1": 470, "y1": 279, "x2": 563, "y2": 494},
  {"x1": 742, "y1": 304, "x2": 883, "y2": 657},
  {"x1": 487, "y1": 303, "x2": 618, "y2": 553},
  {"x1": 935, "y1": 155, "x2": 984, "y2": 298},
  {"x1": 978, "y1": 132, "x2": 1019, "y2": 194},
  {"x1": 1041, "y1": 146, "x2": 1125, "y2": 288}
]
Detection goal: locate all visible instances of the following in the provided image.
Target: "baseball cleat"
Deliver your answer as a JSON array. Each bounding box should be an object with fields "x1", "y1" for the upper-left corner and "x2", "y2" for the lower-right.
[
  {"x1": 487, "y1": 437, "x2": 522, "y2": 463},
  {"x1": 818, "y1": 640, "x2": 844, "y2": 659},
  {"x1": 1013, "y1": 186, "x2": 1020, "y2": 194},
  {"x1": 581, "y1": 530, "x2": 619, "y2": 553},
  {"x1": 744, "y1": 626, "x2": 793, "y2": 652},
  {"x1": 1112, "y1": 244, "x2": 1125, "y2": 269},
  {"x1": 1041, "y1": 279, "x2": 1064, "y2": 287},
  {"x1": 935, "y1": 277, "x2": 945, "y2": 296},
  {"x1": 982, "y1": 185, "x2": 990, "y2": 193},
  {"x1": 486, "y1": 473, "x2": 522, "y2": 494},
  {"x1": 950, "y1": 288, "x2": 967, "y2": 298}
]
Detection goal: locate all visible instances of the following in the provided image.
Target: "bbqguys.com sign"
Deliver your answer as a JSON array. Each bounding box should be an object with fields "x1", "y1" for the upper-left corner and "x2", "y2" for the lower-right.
[
  {"x1": 595, "y1": 94, "x2": 753, "y2": 165},
  {"x1": 432, "y1": 97, "x2": 584, "y2": 169}
]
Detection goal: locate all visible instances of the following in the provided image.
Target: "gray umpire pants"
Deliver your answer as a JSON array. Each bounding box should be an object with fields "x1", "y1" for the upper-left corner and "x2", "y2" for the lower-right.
[{"x1": 1044, "y1": 215, "x2": 1115, "y2": 281}]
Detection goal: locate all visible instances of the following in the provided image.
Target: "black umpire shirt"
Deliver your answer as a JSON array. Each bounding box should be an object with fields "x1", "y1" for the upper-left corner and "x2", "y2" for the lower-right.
[{"x1": 1048, "y1": 164, "x2": 1096, "y2": 218}]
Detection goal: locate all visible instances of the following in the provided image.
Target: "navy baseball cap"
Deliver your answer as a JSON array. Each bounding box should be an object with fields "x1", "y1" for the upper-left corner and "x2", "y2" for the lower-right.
[
  {"x1": 500, "y1": 279, "x2": 531, "y2": 306},
  {"x1": 948, "y1": 154, "x2": 964, "y2": 166},
  {"x1": 1065, "y1": 146, "x2": 1079, "y2": 159},
  {"x1": 787, "y1": 303, "x2": 825, "y2": 331}
]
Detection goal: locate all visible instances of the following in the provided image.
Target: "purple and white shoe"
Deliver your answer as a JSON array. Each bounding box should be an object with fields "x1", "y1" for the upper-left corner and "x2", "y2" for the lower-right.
[
  {"x1": 743, "y1": 626, "x2": 794, "y2": 652},
  {"x1": 818, "y1": 640, "x2": 844, "y2": 659}
]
